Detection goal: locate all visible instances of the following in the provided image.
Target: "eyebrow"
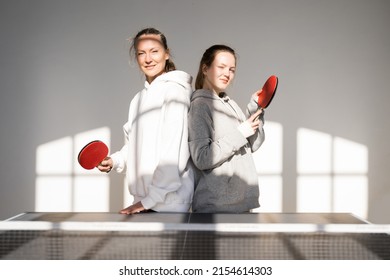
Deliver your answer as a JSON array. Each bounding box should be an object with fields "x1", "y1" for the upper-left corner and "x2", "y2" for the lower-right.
[
  {"x1": 218, "y1": 62, "x2": 236, "y2": 68},
  {"x1": 137, "y1": 47, "x2": 160, "y2": 53}
]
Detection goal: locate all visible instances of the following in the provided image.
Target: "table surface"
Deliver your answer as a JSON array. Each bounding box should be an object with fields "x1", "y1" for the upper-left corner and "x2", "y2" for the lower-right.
[
  {"x1": 3, "y1": 212, "x2": 388, "y2": 260},
  {"x1": 6, "y1": 211, "x2": 369, "y2": 224}
]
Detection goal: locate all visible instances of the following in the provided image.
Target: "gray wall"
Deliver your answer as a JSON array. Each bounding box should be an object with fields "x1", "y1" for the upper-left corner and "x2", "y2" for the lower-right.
[{"x1": 1, "y1": 0, "x2": 389, "y2": 222}]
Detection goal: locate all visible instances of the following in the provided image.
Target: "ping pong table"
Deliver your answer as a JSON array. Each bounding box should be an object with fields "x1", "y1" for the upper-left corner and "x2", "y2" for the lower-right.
[{"x1": 1, "y1": 212, "x2": 389, "y2": 260}]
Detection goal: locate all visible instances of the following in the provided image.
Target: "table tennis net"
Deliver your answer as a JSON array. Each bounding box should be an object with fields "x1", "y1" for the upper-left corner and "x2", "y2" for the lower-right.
[{"x1": 1, "y1": 221, "x2": 389, "y2": 260}]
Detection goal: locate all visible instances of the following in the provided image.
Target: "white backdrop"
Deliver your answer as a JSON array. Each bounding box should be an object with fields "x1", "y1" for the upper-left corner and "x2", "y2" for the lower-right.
[{"x1": 1, "y1": 0, "x2": 389, "y2": 222}]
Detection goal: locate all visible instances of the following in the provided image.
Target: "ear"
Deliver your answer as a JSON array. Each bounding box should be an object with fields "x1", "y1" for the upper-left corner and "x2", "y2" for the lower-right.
[
  {"x1": 165, "y1": 49, "x2": 170, "y2": 61},
  {"x1": 202, "y1": 64, "x2": 208, "y2": 75}
]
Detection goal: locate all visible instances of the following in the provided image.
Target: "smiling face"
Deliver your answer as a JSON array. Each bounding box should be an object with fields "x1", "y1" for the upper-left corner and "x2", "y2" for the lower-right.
[
  {"x1": 136, "y1": 34, "x2": 170, "y2": 83},
  {"x1": 202, "y1": 51, "x2": 236, "y2": 94}
]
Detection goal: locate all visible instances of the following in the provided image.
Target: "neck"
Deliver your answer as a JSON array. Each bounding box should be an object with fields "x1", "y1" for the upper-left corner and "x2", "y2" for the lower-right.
[{"x1": 202, "y1": 84, "x2": 221, "y2": 96}]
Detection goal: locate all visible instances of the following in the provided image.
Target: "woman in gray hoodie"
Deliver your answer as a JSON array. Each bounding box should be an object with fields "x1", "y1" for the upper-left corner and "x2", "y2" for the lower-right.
[{"x1": 188, "y1": 45, "x2": 265, "y2": 213}]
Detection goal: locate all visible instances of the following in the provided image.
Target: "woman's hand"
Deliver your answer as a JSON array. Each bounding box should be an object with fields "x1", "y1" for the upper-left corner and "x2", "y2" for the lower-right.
[
  {"x1": 252, "y1": 89, "x2": 262, "y2": 103},
  {"x1": 238, "y1": 109, "x2": 263, "y2": 138},
  {"x1": 120, "y1": 201, "x2": 146, "y2": 215},
  {"x1": 248, "y1": 108, "x2": 263, "y2": 130},
  {"x1": 97, "y1": 157, "x2": 113, "y2": 173}
]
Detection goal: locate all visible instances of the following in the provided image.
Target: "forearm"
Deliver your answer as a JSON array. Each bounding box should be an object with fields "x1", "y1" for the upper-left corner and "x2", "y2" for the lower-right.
[{"x1": 189, "y1": 130, "x2": 248, "y2": 170}]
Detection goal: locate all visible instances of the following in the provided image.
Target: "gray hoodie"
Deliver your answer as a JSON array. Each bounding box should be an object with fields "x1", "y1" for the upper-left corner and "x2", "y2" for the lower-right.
[{"x1": 188, "y1": 89, "x2": 265, "y2": 213}]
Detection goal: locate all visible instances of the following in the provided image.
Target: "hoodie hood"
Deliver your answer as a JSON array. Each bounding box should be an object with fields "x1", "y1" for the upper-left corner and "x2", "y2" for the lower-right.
[
  {"x1": 191, "y1": 89, "x2": 230, "y2": 102},
  {"x1": 145, "y1": 70, "x2": 192, "y2": 91}
]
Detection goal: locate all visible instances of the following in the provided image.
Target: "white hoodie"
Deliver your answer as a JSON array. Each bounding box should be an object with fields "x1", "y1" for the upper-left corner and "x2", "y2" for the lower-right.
[{"x1": 110, "y1": 70, "x2": 194, "y2": 212}]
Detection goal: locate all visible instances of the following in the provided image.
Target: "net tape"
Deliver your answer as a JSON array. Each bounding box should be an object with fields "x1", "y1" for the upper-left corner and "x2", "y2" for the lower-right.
[{"x1": 1, "y1": 221, "x2": 390, "y2": 234}]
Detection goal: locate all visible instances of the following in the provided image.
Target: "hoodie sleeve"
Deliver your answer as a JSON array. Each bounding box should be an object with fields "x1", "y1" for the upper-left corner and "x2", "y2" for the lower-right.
[
  {"x1": 188, "y1": 99, "x2": 248, "y2": 171},
  {"x1": 245, "y1": 98, "x2": 265, "y2": 152},
  {"x1": 141, "y1": 82, "x2": 191, "y2": 209},
  {"x1": 109, "y1": 91, "x2": 142, "y2": 174},
  {"x1": 109, "y1": 122, "x2": 130, "y2": 173}
]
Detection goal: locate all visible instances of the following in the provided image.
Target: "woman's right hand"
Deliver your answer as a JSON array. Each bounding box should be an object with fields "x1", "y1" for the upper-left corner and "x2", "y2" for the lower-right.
[
  {"x1": 238, "y1": 109, "x2": 263, "y2": 138},
  {"x1": 248, "y1": 108, "x2": 263, "y2": 130},
  {"x1": 97, "y1": 157, "x2": 113, "y2": 173}
]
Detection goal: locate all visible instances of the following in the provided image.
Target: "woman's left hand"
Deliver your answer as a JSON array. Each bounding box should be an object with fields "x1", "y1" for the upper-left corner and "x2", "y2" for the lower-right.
[
  {"x1": 119, "y1": 201, "x2": 146, "y2": 215},
  {"x1": 252, "y1": 89, "x2": 262, "y2": 103}
]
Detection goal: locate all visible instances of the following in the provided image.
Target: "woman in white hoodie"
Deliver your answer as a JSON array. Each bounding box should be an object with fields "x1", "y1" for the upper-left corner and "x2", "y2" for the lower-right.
[{"x1": 98, "y1": 28, "x2": 195, "y2": 214}]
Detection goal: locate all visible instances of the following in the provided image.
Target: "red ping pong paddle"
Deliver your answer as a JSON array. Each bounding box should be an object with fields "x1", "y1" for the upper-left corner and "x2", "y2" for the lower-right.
[
  {"x1": 257, "y1": 75, "x2": 278, "y2": 109},
  {"x1": 78, "y1": 140, "x2": 109, "y2": 170}
]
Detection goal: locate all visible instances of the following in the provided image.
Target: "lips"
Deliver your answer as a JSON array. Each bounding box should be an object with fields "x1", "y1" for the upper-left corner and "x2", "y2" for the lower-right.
[
  {"x1": 220, "y1": 78, "x2": 229, "y2": 84},
  {"x1": 144, "y1": 65, "x2": 156, "y2": 70}
]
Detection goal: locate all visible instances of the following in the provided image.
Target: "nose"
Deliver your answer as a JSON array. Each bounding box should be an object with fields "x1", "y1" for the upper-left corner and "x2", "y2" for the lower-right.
[{"x1": 144, "y1": 52, "x2": 152, "y2": 64}]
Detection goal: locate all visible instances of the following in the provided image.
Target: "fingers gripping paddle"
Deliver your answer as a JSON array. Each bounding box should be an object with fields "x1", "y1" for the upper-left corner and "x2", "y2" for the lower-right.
[
  {"x1": 257, "y1": 75, "x2": 278, "y2": 109},
  {"x1": 78, "y1": 140, "x2": 109, "y2": 170}
]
